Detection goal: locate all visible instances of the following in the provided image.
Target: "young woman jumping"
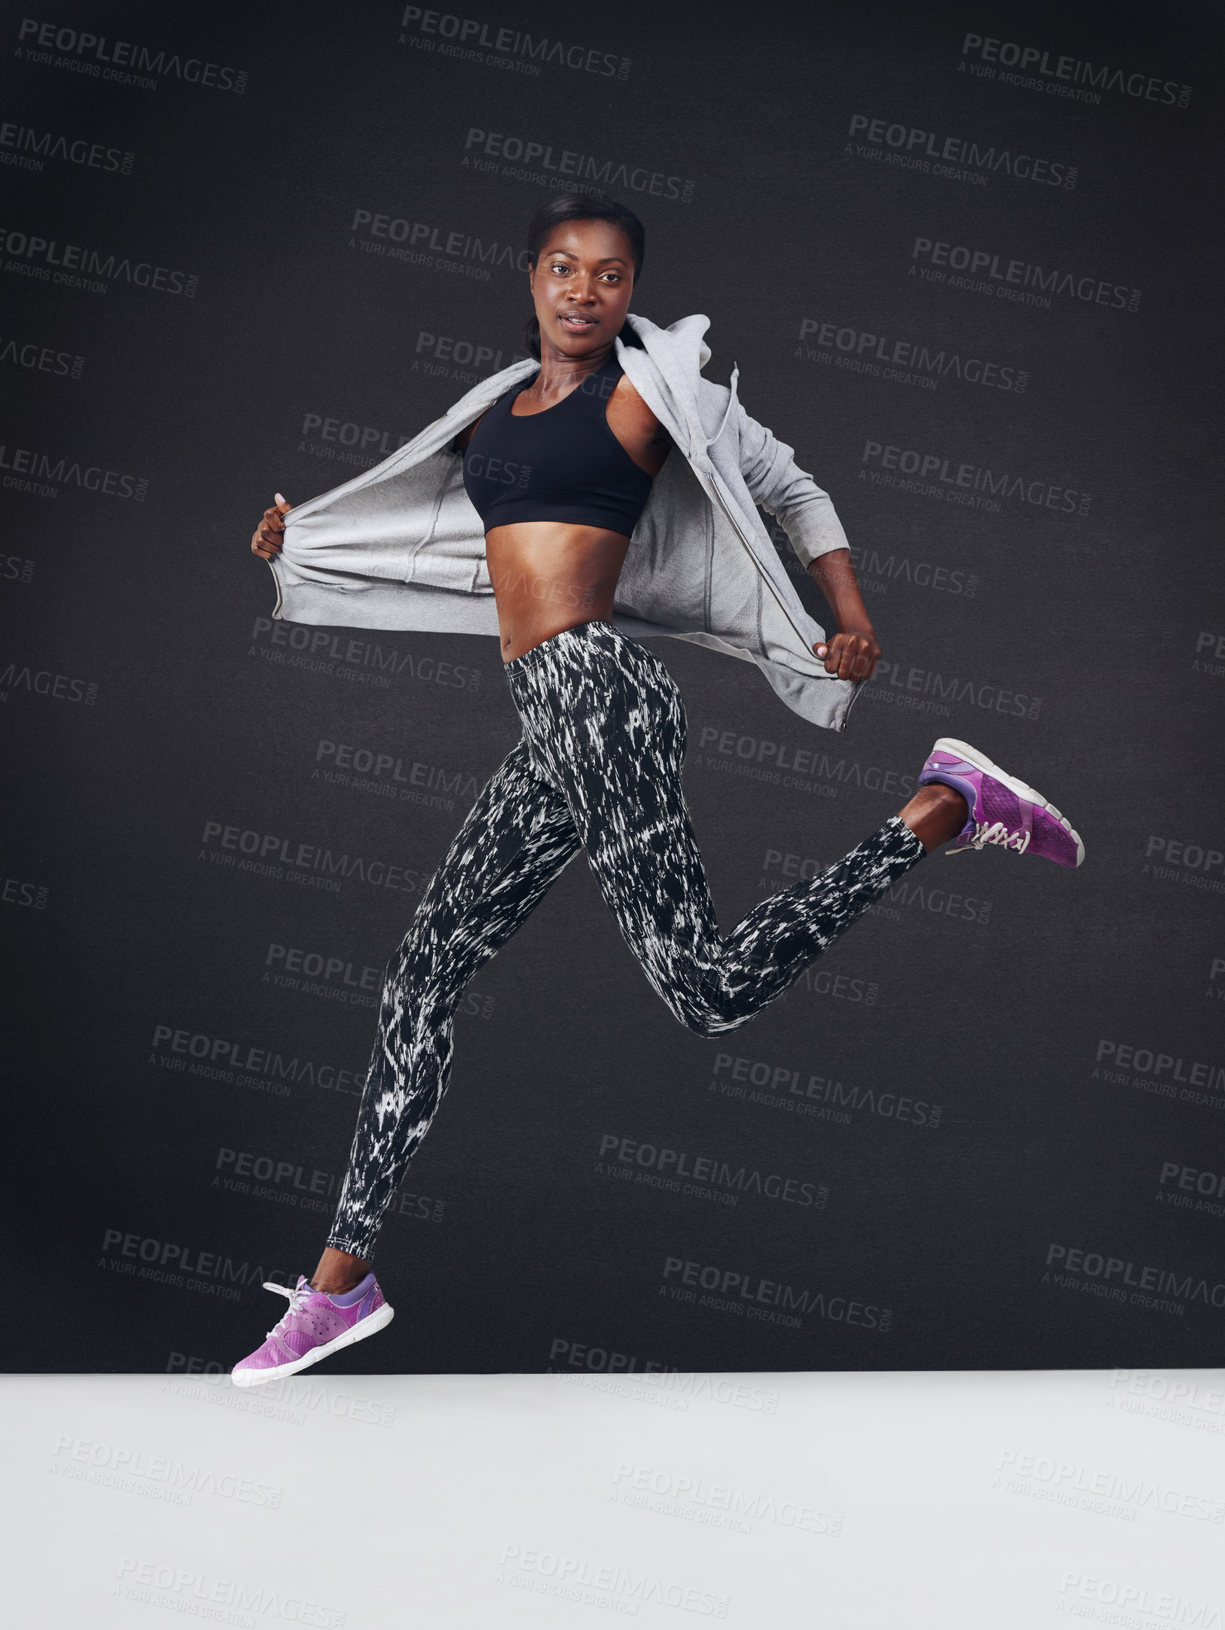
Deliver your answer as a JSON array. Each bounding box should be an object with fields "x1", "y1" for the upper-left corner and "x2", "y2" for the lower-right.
[{"x1": 232, "y1": 190, "x2": 1082, "y2": 1385}]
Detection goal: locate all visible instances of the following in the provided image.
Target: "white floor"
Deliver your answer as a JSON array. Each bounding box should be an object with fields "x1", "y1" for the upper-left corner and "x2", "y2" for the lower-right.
[{"x1": 7, "y1": 1368, "x2": 1222, "y2": 1627}]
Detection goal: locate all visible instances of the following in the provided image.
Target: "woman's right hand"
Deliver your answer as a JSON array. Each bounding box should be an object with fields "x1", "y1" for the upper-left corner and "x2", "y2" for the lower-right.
[{"x1": 251, "y1": 493, "x2": 292, "y2": 559}]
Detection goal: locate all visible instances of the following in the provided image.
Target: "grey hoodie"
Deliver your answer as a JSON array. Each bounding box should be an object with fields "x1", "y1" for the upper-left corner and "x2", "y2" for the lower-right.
[{"x1": 269, "y1": 310, "x2": 862, "y2": 731}]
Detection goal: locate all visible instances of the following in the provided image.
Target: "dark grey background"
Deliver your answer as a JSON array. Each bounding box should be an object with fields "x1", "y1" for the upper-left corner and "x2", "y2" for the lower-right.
[{"x1": 4, "y1": 0, "x2": 1222, "y2": 1372}]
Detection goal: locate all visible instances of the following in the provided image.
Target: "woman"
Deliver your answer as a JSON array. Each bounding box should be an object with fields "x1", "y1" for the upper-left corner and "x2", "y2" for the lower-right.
[{"x1": 232, "y1": 191, "x2": 1082, "y2": 1386}]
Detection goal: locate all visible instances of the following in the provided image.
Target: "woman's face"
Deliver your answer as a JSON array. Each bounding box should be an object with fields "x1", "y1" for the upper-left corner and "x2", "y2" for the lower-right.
[{"x1": 528, "y1": 218, "x2": 636, "y2": 356}]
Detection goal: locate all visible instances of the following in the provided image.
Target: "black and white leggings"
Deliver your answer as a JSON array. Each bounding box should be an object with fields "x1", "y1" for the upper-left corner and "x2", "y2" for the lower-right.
[{"x1": 326, "y1": 619, "x2": 926, "y2": 1261}]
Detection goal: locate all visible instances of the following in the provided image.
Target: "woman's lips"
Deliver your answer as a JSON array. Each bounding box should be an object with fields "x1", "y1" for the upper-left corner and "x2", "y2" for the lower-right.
[{"x1": 559, "y1": 313, "x2": 598, "y2": 329}]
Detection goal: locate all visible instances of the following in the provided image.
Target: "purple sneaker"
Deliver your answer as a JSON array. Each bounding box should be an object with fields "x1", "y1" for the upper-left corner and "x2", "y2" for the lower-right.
[
  {"x1": 917, "y1": 737, "x2": 1084, "y2": 867},
  {"x1": 230, "y1": 1272, "x2": 394, "y2": 1388}
]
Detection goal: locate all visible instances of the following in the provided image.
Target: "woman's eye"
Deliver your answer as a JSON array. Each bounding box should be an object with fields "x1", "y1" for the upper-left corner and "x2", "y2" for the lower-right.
[{"x1": 546, "y1": 264, "x2": 622, "y2": 281}]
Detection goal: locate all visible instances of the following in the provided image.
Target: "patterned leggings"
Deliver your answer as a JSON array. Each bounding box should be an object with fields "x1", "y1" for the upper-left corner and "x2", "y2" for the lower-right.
[{"x1": 325, "y1": 619, "x2": 926, "y2": 1261}]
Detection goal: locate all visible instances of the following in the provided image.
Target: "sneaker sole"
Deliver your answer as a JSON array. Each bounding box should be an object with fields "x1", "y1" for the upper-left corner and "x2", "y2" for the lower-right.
[
  {"x1": 931, "y1": 737, "x2": 1085, "y2": 866},
  {"x1": 230, "y1": 1300, "x2": 395, "y2": 1388}
]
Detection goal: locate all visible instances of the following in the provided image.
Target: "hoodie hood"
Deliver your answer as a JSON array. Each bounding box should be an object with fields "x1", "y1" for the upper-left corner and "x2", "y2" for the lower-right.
[
  {"x1": 615, "y1": 311, "x2": 714, "y2": 466},
  {"x1": 625, "y1": 310, "x2": 713, "y2": 372}
]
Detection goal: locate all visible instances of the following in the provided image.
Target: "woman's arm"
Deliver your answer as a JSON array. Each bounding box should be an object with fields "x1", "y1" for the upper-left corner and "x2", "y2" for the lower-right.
[
  {"x1": 735, "y1": 406, "x2": 880, "y2": 681},
  {"x1": 806, "y1": 548, "x2": 881, "y2": 682}
]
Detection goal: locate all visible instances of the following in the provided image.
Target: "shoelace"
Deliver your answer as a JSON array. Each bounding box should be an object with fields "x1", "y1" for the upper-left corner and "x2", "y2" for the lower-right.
[
  {"x1": 261, "y1": 1278, "x2": 312, "y2": 1339},
  {"x1": 946, "y1": 819, "x2": 1030, "y2": 856}
]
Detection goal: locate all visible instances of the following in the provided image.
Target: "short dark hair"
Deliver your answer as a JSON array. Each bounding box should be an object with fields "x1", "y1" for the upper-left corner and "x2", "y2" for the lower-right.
[{"x1": 524, "y1": 190, "x2": 646, "y2": 360}]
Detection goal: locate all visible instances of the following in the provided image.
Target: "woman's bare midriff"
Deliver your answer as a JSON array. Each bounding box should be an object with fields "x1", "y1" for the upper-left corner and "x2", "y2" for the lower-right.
[{"x1": 485, "y1": 522, "x2": 632, "y2": 663}]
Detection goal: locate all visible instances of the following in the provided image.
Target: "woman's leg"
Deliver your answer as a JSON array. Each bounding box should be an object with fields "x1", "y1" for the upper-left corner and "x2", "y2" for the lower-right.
[
  {"x1": 322, "y1": 731, "x2": 582, "y2": 1266},
  {"x1": 504, "y1": 621, "x2": 928, "y2": 1040}
]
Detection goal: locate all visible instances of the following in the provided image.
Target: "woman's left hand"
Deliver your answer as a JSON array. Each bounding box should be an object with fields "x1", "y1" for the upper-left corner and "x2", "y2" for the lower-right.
[{"x1": 813, "y1": 629, "x2": 881, "y2": 682}]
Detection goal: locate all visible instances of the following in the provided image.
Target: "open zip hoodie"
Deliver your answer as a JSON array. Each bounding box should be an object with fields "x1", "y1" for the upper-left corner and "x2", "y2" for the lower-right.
[{"x1": 268, "y1": 309, "x2": 863, "y2": 732}]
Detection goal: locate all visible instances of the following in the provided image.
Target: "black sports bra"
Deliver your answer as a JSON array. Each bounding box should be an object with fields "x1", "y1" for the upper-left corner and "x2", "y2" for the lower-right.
[{"x1": 461, "y1": 351, "x2": 654, "y2": 538}]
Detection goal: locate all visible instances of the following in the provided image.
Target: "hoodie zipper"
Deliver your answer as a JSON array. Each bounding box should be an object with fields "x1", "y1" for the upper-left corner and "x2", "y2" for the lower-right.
[
  {"x1": 700, "y1": 463, "x2": 847, "y2": 677},
  {"x1": 699, "y1": 465, "x2": 863, "y2": 732}
]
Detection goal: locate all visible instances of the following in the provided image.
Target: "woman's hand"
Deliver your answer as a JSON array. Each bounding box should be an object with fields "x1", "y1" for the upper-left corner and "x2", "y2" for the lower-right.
[
  {"x1": 250, "y1": 493, "x2": 292, "y2": 559},
  {"x1": 813, "y1": 629, "x2": 881, "y2": 682},
  {"x1": 805, "y1": 549, "x2": 881, "y2": 681}
]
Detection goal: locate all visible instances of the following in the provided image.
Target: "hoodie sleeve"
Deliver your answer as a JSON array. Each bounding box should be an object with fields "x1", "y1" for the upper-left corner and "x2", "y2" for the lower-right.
[{"x1": 736, "y1": 407, "x2": 851, "y2": 567}]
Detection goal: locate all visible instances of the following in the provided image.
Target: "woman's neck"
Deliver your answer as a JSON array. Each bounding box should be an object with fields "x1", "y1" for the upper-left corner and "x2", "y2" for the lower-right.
[{"x1": 532, "y1": 342, "x2": 615, "y2": 398}]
